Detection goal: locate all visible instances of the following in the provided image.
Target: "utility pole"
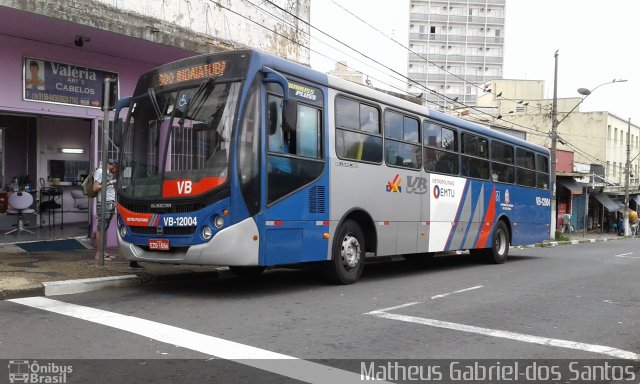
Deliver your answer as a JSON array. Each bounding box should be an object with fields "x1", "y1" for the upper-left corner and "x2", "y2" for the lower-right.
[
  {"x1": 549, "y1": 50, "x2": 559, "y2": 239},
  {"x1": 98, "y1": 77, "x2": 116, "y2": 266},
  {"x1": 624, "y1": 117, "x2": 631, "y2": 236}
]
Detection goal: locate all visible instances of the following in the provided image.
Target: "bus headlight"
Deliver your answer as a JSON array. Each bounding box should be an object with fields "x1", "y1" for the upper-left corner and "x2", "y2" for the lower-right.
[
  {"x1": 119, "y1": 225, "x2": 127, "y2": 238},
  {"x1": 214, "y1": 215, "x2": 224, "y2": 229},
  {"x1": 202, "y1": 225, "x2": 213, "y2": 240}
]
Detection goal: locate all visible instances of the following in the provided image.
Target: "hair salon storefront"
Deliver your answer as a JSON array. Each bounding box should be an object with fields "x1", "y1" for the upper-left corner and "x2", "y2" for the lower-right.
[{"x1": 0, "y1": 7, "x2": 195, "y2": 245}]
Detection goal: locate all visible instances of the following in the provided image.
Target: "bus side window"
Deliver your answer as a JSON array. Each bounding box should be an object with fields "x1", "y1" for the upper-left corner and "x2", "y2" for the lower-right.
[
  {"x1": 490, "y1": 140, "x2": 515, "y2": 184},
  {"x1": 335, "y1": 96, "x2": 382, "y2": 163},
  {"x1": 424, "y1": 121, "x2": 458, "y2": 175}
]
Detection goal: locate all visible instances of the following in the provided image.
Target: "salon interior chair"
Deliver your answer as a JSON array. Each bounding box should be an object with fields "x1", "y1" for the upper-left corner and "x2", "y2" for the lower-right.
[
  {"x1": 70, "y1": 189, "x2": 89, "y2": 210},
  {"x1": 5, "y1": 191, "x2": 36, "y2": 235}
]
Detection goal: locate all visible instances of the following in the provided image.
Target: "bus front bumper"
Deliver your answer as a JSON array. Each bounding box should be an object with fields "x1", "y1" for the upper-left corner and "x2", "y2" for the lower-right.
[{"x1": 118, "y1": 217, "x2": 260, "y2": 266}]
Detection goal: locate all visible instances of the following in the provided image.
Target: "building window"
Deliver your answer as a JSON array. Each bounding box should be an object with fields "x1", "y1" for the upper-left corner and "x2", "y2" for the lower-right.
[{"x1": 615, "y1": 128, "x2": 618, "y2": 143}]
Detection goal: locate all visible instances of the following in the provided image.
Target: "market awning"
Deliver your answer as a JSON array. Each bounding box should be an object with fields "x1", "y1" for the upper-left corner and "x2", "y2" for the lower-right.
[
  {"x1": 631, "y1": 194, "x2": 640, "y2": 206},
  {"x1": 593, "y1": 193, "x2": 624, "y2": 212},
  {"x1": 557, "y1": 178, "x2": 584, "y2": 194}
]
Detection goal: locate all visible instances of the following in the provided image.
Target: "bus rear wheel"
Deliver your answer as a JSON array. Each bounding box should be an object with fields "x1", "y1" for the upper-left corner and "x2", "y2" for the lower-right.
[
  {"x1": 480, "y1": 220, "x2": 509, "y2": 264},
  {"x1": 325, "y1": 219, "x2": 365, "y2": 284}
]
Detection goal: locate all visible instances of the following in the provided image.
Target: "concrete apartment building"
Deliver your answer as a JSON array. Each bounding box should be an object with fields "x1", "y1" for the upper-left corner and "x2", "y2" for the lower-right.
[
  {"x1": 475, "y1": 79, "x2": 640, "y2": 231},
  {"x1": 0, "y1": 0, "x2": 310, "y2": 243},
  {"x1": 407, "y1": 0, "x2": 505, "y2": 109}
]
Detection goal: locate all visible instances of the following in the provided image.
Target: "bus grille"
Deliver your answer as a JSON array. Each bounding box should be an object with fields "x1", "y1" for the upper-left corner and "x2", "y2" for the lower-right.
[
  {"x1": 130, "y1": 226, "x2": 196, "y2": 235},
  {"x1": 120, "y1": 201, "x2": 207, "y2": 214},
  {"x1": 309, "y1": 186, "x2": 326, "y2": 213}
]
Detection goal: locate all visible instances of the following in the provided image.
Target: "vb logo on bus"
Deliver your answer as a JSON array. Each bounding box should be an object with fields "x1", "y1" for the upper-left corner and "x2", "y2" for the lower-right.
[{"x1": 386, "y1": 174, "x2": 402, "y2": 193}]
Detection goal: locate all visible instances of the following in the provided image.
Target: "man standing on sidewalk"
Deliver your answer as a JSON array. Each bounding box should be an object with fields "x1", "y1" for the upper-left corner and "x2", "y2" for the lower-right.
[{"x1": 93, "y1": 159, "x2": 142, "y2": 269}]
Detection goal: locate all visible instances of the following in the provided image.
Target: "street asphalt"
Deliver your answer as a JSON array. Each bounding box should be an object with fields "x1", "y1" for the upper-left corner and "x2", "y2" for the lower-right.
[{"x1": 0, "y1": 231, "x2": 629, "y2": 300}]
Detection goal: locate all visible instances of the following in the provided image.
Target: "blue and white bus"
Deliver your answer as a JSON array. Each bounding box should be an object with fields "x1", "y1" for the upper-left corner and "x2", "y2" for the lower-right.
[{"x1": 114, "y1": 49, "x2": 551, "y2": 284}]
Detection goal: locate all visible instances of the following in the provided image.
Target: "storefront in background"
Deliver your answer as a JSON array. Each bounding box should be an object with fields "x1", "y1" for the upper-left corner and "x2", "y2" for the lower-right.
[{"x1": 0, "y1": 7, "x2": 194, "y2": 244}]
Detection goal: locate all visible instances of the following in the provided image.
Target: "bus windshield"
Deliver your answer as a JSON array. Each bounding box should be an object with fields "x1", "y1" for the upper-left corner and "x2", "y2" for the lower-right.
[{"x1": 120, "y1": 81, "x2": 241, "y2": 198}]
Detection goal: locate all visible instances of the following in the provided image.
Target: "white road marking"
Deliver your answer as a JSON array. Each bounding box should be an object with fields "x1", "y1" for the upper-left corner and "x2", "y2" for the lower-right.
[
  {"x1": 367, "y1": 311, "x2": 640, "y2": 361},
  {"x1": 430, "y1": 285, "x2": 484, "y2": 300},
  {"x1": 615, "y1": 253, "x2": 640, "y2": 259},
  {"x1": 9, "y1": 297, "x2": 388, "y2": 383},
  {"x1": 366, "y1": 285, "x2": 484, "y2": 315},
  {"x1": 366, "y1": 301, "x2": 421, "y2": 315}
]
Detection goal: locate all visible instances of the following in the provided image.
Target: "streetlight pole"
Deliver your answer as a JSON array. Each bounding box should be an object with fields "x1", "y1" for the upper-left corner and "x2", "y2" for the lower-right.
[
  {"x1": 548, "y1": 50, "x2": 627, "y2": 239},
  {"x1": 624, "y1": 117, "x2": 631, "y2": 236}
]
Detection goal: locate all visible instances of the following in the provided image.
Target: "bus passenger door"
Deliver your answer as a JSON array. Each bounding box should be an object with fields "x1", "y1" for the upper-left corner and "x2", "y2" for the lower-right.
[{"x1": 261, "y1": 92, "x2": 328, "y2": 266}]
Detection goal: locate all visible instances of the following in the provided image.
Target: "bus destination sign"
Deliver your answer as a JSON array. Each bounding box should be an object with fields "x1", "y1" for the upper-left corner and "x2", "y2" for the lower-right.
[{"x1": 157, "y1": 60, "x2": 227, "y2": 86}]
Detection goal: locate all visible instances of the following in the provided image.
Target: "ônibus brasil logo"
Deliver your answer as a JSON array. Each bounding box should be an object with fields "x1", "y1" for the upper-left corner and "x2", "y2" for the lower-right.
[{"x1": 8, "y1": 360, "x2": 73, "y2": 383}]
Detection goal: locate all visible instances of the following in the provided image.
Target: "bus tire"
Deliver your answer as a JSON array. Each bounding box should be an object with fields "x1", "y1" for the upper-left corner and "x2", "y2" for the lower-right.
[
  {"x1": 485, "y1": 220, "x2": 509, "y2": 264},
  {"x1": 229, "y1": 266, "x2": 266, "y2": 278},
  {"x1": 325, "y1": 219, "x2": 365, "y2": 284}
]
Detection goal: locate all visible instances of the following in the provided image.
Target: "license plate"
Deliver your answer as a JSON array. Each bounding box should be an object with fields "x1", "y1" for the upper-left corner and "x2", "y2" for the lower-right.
[{"x1": 148, "y1": 239, "x2": 170, "y2": 251}]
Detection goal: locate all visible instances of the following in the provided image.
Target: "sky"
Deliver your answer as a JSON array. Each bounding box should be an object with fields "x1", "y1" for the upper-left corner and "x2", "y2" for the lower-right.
[{"x1": 310, "y1": 0, "x2": 639, "y2": 123}]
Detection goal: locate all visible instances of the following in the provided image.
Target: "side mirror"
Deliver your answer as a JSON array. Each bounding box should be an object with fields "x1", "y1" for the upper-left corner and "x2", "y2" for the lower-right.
[
  {"x1": 283, "y1": 99, "x2": 297, "y2": 133},
  {"x1": 113, "y1": 118, "x2": 123, "y2": 148}
]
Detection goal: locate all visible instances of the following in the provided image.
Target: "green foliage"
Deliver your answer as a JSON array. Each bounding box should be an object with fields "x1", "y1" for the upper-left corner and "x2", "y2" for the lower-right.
[{"x1": 555, "y1": 230, "x2": 569, "y2": 241}]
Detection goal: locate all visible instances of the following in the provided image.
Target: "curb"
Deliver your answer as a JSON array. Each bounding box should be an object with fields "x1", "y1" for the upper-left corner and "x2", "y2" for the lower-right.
[
  {"x1": 42, "y1": 275, "x2": 141, "y2": 296},
  {"x1": 0, "y1": 285, "x2": 44, "y2": 300},
  {"x1": 1, "y1": 267, "x2": 230, "y2": 300},
  {"x1": 538, "y1": 236, "x2": 623, "y2": 248}
]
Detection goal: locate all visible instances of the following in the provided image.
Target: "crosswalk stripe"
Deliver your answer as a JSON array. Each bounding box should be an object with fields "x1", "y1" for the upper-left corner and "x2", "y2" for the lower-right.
[{"x1": 9, "y1": 297, "x2": 389, "y2": 383}]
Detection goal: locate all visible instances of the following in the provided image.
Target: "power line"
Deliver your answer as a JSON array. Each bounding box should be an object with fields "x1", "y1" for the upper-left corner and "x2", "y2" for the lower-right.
[
  {"x1": 209, "y1": 0, "x2": 561, "y2": 139},
  {"x1": 258, "y1": 0, "x2": 547, "y2": 135}
]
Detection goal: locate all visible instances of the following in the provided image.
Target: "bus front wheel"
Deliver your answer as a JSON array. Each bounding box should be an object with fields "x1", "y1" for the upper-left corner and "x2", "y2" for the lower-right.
[{"x1": 325, "y1": 219, "x2": 365, "y2": 284}]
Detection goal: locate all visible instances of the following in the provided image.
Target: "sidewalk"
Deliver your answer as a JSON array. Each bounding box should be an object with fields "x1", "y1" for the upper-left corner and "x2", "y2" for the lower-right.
[
  {"x1": 0, "y1": 237, "x2": 222, "y2": 300},
  {"x1": 0, "y1": 231, "x2": 632, "y2": 300},
  {"x1": 538, "y1": 230, "x2": 628, "y2": 247}
]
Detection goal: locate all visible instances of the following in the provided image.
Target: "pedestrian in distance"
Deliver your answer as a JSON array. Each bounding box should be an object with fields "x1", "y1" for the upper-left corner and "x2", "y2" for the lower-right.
[
  {"x1": 630, "y1": 210, "x2": 638, "y2": 236},
  {"x1": 93, "y1": 159, "x2": 118, "y2": 262},
  {"x1": 560, "y1": 213, "x2": 572, "y2": 234}
]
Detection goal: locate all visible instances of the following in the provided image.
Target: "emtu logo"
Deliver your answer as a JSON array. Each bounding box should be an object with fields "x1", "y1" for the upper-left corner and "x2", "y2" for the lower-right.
[
  {"x1": 433, "y1": 185, "x2": 455, "y2": 199},
  {"x1": 386, "y1": 174, "x2": 402, "y2": 192}
]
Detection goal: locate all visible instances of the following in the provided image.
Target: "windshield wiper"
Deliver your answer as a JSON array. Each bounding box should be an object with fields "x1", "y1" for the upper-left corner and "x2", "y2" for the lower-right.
[{"x1": 147, "y1": 88, "x2": 163, "y2": 120}]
